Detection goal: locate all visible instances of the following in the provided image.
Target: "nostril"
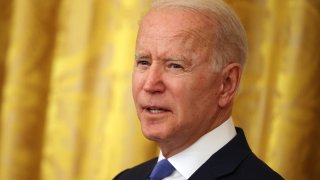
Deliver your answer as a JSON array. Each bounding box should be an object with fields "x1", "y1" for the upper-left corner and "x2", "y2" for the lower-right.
[
  {"x1": 143, "y1": 66, "x2": 165, "y2": 93},
  {"x1": 143, "y1": 78, "x2": 165, "y2": 93}
]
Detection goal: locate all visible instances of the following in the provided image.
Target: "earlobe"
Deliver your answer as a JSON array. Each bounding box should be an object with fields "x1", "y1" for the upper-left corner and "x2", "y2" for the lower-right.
[{"x1": 218, "y1": 63, "x2": 242, "y2": 108}]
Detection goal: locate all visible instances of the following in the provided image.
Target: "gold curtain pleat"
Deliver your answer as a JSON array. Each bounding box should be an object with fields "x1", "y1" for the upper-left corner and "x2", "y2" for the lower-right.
[
  {"x1": 230, "y1": 0, "x2": 320, "y2": 179},
  {"x1": 0, "y1": 0, "x2": 319, "y2": 180},
  {"x1": 0, "y1": 0, "x2": 60, "y2": 179},
  {"x1": 0, "y1": 0, "x2": 156, "y2": 180},
  {"x1": 40, "y1": 1, "x2": 156, "y2": 179}
]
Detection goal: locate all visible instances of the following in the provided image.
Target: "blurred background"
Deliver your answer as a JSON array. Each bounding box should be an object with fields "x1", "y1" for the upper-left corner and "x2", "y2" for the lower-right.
[{"x1": 0, "y1": 0, "x2": 319, "y2": 179}]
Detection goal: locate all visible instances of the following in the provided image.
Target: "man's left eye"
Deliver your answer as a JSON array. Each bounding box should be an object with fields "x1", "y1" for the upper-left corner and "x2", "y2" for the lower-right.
[{"x1": 169, "y1": 63, "x2": 183, "y2": 69}]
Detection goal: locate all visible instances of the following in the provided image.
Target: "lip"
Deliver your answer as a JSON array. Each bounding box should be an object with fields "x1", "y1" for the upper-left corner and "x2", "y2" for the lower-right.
[{"x1": 141, "y1": 105, "x2": 171, "y2": 114}]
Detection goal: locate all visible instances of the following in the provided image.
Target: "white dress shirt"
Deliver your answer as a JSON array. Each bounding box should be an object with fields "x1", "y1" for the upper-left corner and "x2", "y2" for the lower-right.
[{"x1": 157, "y1": 117, "x2": 237, "y2": 180}]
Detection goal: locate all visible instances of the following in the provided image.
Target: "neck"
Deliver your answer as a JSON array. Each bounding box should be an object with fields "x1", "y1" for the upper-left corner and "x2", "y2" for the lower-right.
[{"x1": 159, "y1": 109, "x2": 232, "y2": 158}]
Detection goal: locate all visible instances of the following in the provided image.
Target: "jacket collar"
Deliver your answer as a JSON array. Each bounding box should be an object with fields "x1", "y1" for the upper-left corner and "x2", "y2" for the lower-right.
[{"x1": 189, "y1": 128, "x2": 252, "y2": 179}]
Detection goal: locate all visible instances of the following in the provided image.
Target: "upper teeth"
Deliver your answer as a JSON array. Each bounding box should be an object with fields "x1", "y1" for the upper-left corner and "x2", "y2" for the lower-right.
[{"x1": 148, "y1": 108, "x2": 165, "y2": 113}]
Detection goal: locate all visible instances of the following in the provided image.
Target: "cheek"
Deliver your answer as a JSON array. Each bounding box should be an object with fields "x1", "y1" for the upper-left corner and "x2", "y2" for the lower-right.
[
  {"x1": 170, "y1": 83, "x2": 196, "y2": 118},
  {"x1": 132, "y1": 81, "x2": 141, "y2": 106},
  {"x1": 185, "y1": 76, "x2": 220, "y2": 109},
  {"x1": 132, "y1": 73, "x2": 143, "y2": 95}
]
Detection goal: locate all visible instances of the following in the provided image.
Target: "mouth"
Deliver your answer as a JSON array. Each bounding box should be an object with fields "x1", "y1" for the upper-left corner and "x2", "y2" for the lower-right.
[{"x1": 143, "y1": 106, "x2": 170, "y2": 114}]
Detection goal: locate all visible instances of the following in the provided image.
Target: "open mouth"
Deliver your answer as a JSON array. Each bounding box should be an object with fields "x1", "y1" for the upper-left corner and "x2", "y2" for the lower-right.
[{"x1": 145, "y1": 107, "x2": 169, "y2": 113}]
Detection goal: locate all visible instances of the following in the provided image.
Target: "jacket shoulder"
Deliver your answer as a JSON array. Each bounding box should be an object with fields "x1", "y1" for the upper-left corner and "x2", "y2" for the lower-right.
[
  {"x1": 190, "y1": 128, "x2": 284, "y2": 180},
  {"x1": 222, "y1": 153, "x2": 284, "y2": 180},
  {"x1": 113, "y1": 157, "x2": 157, "y2": 180}
]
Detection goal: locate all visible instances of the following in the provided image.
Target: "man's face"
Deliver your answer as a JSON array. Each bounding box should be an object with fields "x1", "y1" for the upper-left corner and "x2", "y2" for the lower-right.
[{"x1": 132, "y1": 8, "x2": 224, "y2": 153}]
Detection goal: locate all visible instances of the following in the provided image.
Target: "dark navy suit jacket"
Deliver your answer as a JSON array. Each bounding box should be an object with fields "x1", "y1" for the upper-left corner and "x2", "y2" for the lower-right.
[{"x1": 114, "y1": 128, "x2": 284, "y2": 180}]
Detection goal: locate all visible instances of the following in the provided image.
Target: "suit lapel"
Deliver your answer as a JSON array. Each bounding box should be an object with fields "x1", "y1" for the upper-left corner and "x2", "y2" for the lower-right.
[
  {"x1": 114, "y1": 157, "x2": 157, "y2": 180},
  {"x1": 189, "y1": 128, "x2": 252, "y2": 179},
  {"x1": 143, "y1": 158, "x2": 157, "y2": 179}
]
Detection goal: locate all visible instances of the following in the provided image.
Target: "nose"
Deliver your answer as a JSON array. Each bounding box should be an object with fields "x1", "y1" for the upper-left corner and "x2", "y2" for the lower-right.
[{"x1": 143, "y1": 65, "x2": 165, "y2": 93}]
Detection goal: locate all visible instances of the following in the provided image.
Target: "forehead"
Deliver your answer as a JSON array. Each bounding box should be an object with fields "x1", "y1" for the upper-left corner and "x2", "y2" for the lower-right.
[{"x1": 138, "y1": 7, "x2": 215, "y2": 44}]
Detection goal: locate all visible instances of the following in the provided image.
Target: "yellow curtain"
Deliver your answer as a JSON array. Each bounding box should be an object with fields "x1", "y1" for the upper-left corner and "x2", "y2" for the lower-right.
[
  {"x1": 0, "y1": 0, "x2": 155, "y2": 179},
  {"x1": 229, "y1": 0, "x2": 320, "y2": 179},
  {"x1": 0, "y1": 0, "x2": 319, "y2": 180}
]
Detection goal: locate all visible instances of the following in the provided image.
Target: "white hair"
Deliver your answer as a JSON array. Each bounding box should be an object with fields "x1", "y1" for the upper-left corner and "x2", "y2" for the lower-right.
[{"x1": 151, "y1": 0, "x2": 248, "y2": 71}]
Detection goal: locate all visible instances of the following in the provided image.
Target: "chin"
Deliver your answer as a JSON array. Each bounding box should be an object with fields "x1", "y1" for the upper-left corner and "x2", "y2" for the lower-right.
[
  {"x1": 142, "y1": 126, "x2": 161, "y2": 140},
  {"x1": 141, "y1": 123, "x2": 168, "y2": 142}
]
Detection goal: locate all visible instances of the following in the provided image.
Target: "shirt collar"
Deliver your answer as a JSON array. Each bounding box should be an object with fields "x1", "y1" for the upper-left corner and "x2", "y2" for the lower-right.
[{"x1": 158, "y1": 117, "x2": 237, "y2": 179}]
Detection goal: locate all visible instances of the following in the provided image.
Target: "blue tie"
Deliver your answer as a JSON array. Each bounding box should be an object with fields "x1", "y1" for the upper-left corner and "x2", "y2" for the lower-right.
[{"x1": 149, "y1": 159, "x2": 175, "y2": 180}]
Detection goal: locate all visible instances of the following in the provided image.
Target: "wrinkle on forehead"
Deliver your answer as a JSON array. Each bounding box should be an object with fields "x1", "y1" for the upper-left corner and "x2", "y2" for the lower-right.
[
  {"x1": 136, "y1": 6, "x2": 216, "y2": 62},
  {"x1": 140, "y1": 6, "x2": 216, "y2": 36},
  {"x1": 164, "y1": 7, "x2": 216, "y2": 48},
  {"x1": 154, "y1": 5, "x2": 216, "y2": 25},
  {"x1": 172, "y1": 29, "x2": 212, "y2": 48}
]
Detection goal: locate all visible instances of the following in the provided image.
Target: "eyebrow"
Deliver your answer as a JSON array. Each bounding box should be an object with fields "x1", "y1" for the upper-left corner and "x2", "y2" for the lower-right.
[
  {"x1": 135, "y1": 53, "x2": 151, "y2": 60},
  {"x1": 164, "y1": 55, "x2": 187, "y2": 61},
  {"x1": 164, "y1": 56, "x2": 193, "y2": 66}
]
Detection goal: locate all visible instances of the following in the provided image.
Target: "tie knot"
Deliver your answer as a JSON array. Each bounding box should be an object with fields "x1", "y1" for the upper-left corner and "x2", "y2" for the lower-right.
[{"x1": 149, "y1": 159, "x2": 175, "y2": 180}]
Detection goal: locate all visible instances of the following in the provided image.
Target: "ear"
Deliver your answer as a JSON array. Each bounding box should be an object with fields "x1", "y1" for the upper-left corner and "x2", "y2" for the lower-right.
[{"x1": 218, "y1": 63, "x2": 242, "y2": 108}]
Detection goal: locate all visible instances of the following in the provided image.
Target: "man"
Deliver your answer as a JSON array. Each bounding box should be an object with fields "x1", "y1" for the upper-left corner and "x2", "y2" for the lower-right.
[{"x1": 115, "y1": 0, "x2": 283, "y2": 179}]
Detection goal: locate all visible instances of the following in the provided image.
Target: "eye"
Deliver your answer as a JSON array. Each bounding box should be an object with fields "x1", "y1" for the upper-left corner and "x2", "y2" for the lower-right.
[
  {"x1": 169, "y1": 63, "x2": 183, "y2": 69},
  {"x1": 135, "y1": 58, "x2": 151, "y2": 71},
  {"x1": 167, "y1": 61, "x2": 185, "y2": 71},
  {"x1": 165, "y1": 61, "x2": 185, "y2": 74},
  {"x1": 137, "y1": 60, "x2": 151, "y2": 66}
]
